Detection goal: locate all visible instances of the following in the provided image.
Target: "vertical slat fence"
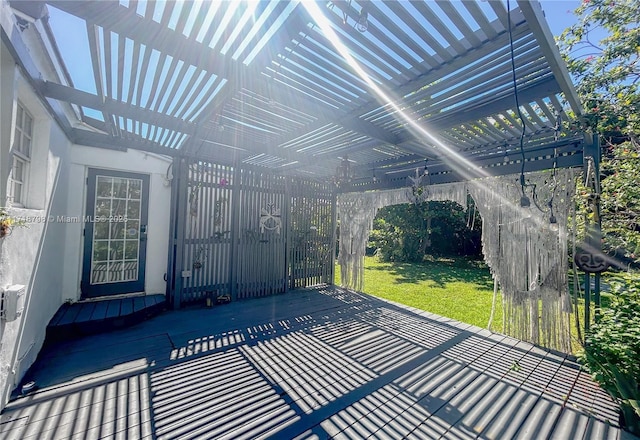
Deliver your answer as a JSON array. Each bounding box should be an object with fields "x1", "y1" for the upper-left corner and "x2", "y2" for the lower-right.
[
  {"x1": 288, "y1": 179, "x2": 334, "y2": 289},
  {"x1": 180, "y1": 161, "x2": 234, "y2": 304},
  {"x1": 175, "y1": 160, "x2": 335, "y2": 305}
]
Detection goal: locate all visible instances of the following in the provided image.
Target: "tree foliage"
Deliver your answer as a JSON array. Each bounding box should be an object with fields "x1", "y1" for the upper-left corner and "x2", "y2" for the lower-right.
[
  {"x1": 558, "y1": 0, "x2": 640, "y2": 266},
  {"x1": 561, "y1": 3, "x2": 640, "y2": 429},
  {"x1": 559, "y1": 0, "x2": 640, "y2": 138},
  {"x1": 369, "y1": 200, "x2": 482, "y2": 262},
  {"x1": 600, "y1": 144, "x2": 640, "y2": 264},
  {"x1": 581, "y1": 273, "x2": 640, "y2": 432}
]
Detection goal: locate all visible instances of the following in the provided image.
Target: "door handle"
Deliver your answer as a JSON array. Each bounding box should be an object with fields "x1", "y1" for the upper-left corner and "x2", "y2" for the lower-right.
[{"x1": 140, "y1": 224, "x2": 147, "y2": 241}]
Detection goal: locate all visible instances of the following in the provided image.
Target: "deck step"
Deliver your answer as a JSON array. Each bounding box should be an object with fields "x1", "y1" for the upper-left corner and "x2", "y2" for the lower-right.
[{"x1": 45, "y1": 294, "x2": 166, "y2": 343}]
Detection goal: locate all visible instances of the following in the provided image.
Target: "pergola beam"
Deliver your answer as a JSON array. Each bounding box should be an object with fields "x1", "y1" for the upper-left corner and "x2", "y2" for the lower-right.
[
  {"x1": 518, "y1": 1, "x2": 584, "y2": 116},
  {"x1": 351, "y1": 137, "x2": 585, "y2": 192},
  {"x1": 37, "y1": 79, "x2": 197, "y2": 136}
]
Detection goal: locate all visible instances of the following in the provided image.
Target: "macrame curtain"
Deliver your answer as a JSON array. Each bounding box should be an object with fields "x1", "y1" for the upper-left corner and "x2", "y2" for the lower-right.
[
  {"x1": 337, "y1": 182, "x2": 468, "y2": 291},
  {"x1": 337, "y1": 170, "x2": 575, "y2": 351}
]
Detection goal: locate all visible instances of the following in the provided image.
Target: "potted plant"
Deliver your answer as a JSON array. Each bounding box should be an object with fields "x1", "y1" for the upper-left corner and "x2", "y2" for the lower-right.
[{"x1": 0, "y1": 207, "x2": 27, "y2": 238}]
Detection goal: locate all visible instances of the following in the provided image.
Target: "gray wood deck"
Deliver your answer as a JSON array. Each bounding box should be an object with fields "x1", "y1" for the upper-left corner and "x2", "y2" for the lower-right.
[
  {"x1": 0, "y1": 286, "x2": 635, "y2": 440},
  {"x1": 46, "y1": 294, "x2": 166, "y2": 342}
]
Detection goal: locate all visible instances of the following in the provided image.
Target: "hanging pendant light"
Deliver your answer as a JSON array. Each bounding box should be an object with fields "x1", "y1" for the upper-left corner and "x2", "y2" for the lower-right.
[{"x1": 334, "y1": 155, "x2": 353, "y2": 188}]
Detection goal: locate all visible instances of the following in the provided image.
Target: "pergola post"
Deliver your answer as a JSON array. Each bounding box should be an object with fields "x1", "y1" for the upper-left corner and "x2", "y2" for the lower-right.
[
  {"x1": 284, "y1": 177, "x2": 291, "y2": 293},
  {"x1": 579, "y1": 133, "x2": 605, "y2": 334},
  {"x1": 171, "y1": 158, "x2": 189, "y2": 309},
  {"x1": 165, "y1": 156, "x2": 180, "y2": 308},
  {"x1": 592, "y1": 134, "x2": 604, "y2": 323}
]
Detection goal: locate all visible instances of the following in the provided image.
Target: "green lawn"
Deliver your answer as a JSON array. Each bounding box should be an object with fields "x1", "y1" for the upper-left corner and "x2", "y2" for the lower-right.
[
  {"x1": 336, "y1": 256, "x2": 503, "y2": 331},
  {"x1": 336, "y1": 256, "x2": 608, "y2": 353}
]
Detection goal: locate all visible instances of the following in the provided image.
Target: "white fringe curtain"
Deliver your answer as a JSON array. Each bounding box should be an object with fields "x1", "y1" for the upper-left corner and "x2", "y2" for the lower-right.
[
  {"x1": 468, "y1": 170, "x2": 574, "y2": 351},
  {"x1": 337, "y1": 170, "x2": 574, "y2": 351},
  {"x1": 338, "y1": 182, "x2": 467, "y2": 292}
]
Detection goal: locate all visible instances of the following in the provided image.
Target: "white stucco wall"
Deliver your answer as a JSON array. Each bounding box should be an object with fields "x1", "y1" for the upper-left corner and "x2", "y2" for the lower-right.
[
  {"x1": 0, "y1": 61, "x2": 72, "y2": 406},
  {"x1": 63, "y1": 146, "x2": 172, "y2": 300},
  {"x1": 0, "y1": 42, "x2": 12, "y2": 203}
]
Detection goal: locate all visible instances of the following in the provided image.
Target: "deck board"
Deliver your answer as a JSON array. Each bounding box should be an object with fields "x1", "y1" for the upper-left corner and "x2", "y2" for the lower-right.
[
  {"x1": 104, "y1": 299, "x2": 121, "y2": 319},
  {"x1": 55, "y1": 305, "x2": 82, "y2": 326},
  {"x1": 4, "y1": 287, "x2": 633, "y2": 440},
  {"x1": 89, "y1": 300, "x2": 109, "y2": 321},
  {"x1": 73, "y1": 302, "x2": 96, "y2": 323},
  {"x1": 120, "y1": 298, "x2": 134, "y2": 316},
  {"x1": 48, "y1": 304, "x2": 69, "y2": 327},
  {"x1": 133, "y1": 296, "x2": 146, "y2": 313}
]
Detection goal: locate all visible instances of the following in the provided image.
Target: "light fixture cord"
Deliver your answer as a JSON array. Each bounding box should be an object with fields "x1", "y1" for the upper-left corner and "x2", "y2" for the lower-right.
[{"x1": 506, "y1": 0, "x2": 528, "y2": 197}]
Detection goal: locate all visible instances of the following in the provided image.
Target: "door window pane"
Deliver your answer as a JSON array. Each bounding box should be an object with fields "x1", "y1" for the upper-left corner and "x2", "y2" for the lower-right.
[
  {"x1": 128, "y1": 180, "x2": 141, "y2": 199},
  {"x1": 124, "y1": 260, "x2": 138, "y2": 281},
  {"x1": 113, "y1": 178, "x2": 128, "y2": 198},
  {"x1": 90, "y1": 175, "x2": 144, "y2": 286},
  {"x1": 94, "y1": 222, "x2": 109, "y2": 239},
  {"x1": 109, "y1": 262, "x2": 124, "y2": 282},
  {"x1": 127, "y1": 201, "x2": 140, "y2": 220},
  {"x1": 111, "y1": 199, "x2": 127, "y2": 217},
  {"x1": 110, "y1": 240, "x2": 124, "y2": 260},
  {"x1": 95, "y1": 200, "x2": 111, "y2": 219},
  {"x1": 97, "y1": 177, "x2": 113, "y2": 197},
  {"x1": 110, "y1": 221, "x2": 125, "y2": 239},
  {"x1": 124, "y1": 241, "x2": 139, "y2": 259},
  {"x1": 93, "y1": 241, "x2": 109, "y2": 261},
  {"x1": 91, "y1": 261, "x2": 108, "y2": 284}
]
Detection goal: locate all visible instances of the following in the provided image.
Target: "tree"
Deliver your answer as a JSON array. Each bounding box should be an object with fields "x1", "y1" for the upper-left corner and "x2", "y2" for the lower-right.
[
  {"x1": 558, "y1": 0, "x2": 640, "y2": 266},
  {"x1": 369, "y1": 200, "x2": 482, "y2": 262},
  {"x1": 559, "y1": 0, "x2": 639, "y2": 138},
  {"x1": 561, "y1": 3, "x2": 640, "y2": 430}
]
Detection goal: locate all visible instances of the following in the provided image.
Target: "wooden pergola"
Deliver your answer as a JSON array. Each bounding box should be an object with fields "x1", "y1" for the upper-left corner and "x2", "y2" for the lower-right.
[
  {"x1": 4, "y1": 0, "x2": 597, "y2": 308},
  {"x1": 7, "y1": 0, "x2": 586, "y2": 183}
]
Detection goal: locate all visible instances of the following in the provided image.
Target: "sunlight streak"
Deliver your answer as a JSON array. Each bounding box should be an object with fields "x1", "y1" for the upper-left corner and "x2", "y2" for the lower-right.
[
  {"x1": 300, "y1": 1, "x2": 492, "y2": 183},
  {"x1": 221, "y1": 1, "x2": 260, "y2": 55}
]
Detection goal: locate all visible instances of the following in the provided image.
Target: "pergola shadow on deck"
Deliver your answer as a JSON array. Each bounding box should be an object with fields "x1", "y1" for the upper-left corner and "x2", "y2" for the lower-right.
[{"x1": 1, "y1": 287, "x2": 630, "y2": 440}]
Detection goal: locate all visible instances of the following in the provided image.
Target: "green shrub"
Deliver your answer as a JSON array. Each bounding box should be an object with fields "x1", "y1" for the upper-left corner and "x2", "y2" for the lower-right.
[
  {"x1": 369, "y1": 200, "x2": 482, "y2": 263},
  {"x1": 581, "y1": 272, "x2": 640, "y2": 433}
]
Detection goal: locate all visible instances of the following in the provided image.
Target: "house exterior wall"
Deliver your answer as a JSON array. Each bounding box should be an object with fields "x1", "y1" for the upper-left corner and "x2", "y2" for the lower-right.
[{"x1": 0, "y1": 41, "x2": 73, "y2": 406}]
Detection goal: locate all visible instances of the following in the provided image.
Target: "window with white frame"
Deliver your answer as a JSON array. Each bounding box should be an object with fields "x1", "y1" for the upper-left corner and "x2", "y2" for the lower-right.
[{"x1": 9, "y1": 101, "x2": 33, "y2": 206}]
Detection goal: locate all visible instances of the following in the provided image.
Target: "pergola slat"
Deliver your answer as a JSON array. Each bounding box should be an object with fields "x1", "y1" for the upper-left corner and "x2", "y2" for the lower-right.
[
  {"x1": 463, "y1": 1, "x2": 500, "y2": 40},
  {"x1": 436, "y1": 1, "x2": 483, "y2": 48},
  {"x1": 159, "y1": 61, "x2": 192, "y2": 116},
  {"x1": 411, "y1": 1, "x2": 468, "y2": 55},
  {"x1": 383, "y1": 2, "x2": 451, "y2": 66},
  {"x1": 327, "y1": 2, "x2": 416, "y2": 82},
  {"x1": 269, "y1": 20, "x2": 534, "y2": 155},
  {"x1": 151, "y1": 55, "x2": 180, "y2": 115}
]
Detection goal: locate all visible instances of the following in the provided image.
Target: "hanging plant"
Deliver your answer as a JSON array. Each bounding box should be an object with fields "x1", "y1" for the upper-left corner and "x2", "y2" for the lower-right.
[{"x1": 0, "y1": 207, "x2": 27, "y2": 238}]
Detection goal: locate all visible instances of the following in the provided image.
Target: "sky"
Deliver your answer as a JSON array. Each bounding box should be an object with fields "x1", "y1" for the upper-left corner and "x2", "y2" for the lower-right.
[{"x1": 538, "y1": 0, "x2": 581, "y2": 36}]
